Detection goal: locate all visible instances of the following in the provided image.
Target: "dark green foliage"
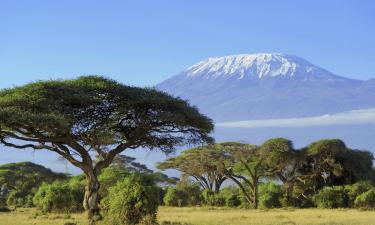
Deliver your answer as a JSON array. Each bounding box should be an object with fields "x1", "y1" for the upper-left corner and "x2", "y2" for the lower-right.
[
  {"x1": 0, "y1": 162, "x2": 67, "y2": 207},
  {"x1": 98, "y1": 167, "x2": 129, "y2": 198},
  {"x1": 33, "y1": 181, "x2": 84, "y2": 213},
  {"x1": 176, "y1": 181, "x2": 201, "y2": 206},
  {"x1": 163, "y1": 188, "x2": 188, "y2": 207},
  {"x1": 163, "y1": 181, "x2": 201, "y2": 207},
  {"x1": 219, "y1": 187, "x2": 242, "y2": 207},
  {"x1": 6, "y1": 190, "x2": 33, "y2": 207},
  {"x1": 346, "y1": 181, "x2": 374, "y2": 207},
  {"x1": 0, "y1": 76, "x2": 213, "y2": 223},
  {"x1": 354, "y1": 189, "x2": 375, "y2": 209},
  {"x1": 258, "y1": 182, "x2": 284, "y2": 209},
  {"x1": 201, "y1": 189, "x2": 225, "y2": 206},
  {"x1": 101, "y1": 173, "x2": 160, "y2": 225},
  {"x1": 312, "y1": 186, "x2": 349, "y2": 208}
]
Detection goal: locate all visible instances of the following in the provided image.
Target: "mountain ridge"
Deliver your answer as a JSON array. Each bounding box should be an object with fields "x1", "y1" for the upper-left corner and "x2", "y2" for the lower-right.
[{"x1": 157, "y1": 53, "x2": 375, "y2": 122}]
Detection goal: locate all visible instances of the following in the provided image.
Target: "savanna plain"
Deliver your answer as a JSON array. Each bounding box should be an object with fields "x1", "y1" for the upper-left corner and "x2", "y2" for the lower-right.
[{"x1": 0, "y1": 207, "x2": 374, "y2": 225}]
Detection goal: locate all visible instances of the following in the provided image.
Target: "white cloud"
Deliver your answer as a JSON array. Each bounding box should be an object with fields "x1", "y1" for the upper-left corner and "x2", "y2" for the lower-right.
[{"x1": 216, "y1": 108, "x2": 375, "y2": 128}]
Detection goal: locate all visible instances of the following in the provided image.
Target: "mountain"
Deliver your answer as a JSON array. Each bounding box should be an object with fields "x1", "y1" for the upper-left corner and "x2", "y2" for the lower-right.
[{"x1": 157, "y1": 53, "x2": 375, "y2": 122}]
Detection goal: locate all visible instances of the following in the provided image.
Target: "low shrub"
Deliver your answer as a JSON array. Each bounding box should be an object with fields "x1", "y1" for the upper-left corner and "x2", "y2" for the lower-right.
[
  {"x1": 6, "y1": 190, "x2": 33, "y2": 207},
  {"x1": 354, "y1": 189, "x2": 375, "y2": 209},
  {"x1": 312, "y1": 186, "x2": 348, "y2": 208},
  {"x1": 101, "y1": 173, "x2": 160, "y2": 225},
  {"x1": 259, "y1": 182, "x2": 283, "y2": 209},
  {"x1": 163, "y1": 188, "x2": 188, "y2": 207},
  {"x1": 346, "y1": 181, "x2": 374, "y2": 207},
  {"x1": 201, "y1": 189, "x2": 225, "y2": 206},
  {"x1": 217, "y1": 187, "x2": 241, "y2": 207},
  {"x1": 163, "y1": 181, "x2": 201, "y2": 207},
  {"x1": 33, "y1": 181, "x2": 84, "y2": 213}
]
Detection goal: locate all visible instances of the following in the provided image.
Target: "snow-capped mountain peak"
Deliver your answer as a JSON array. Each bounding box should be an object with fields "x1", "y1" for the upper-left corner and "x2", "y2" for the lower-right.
[
  {"x1": 185, "y1": 53, "x2": 320, "y2": 79},
  {"x1": 157, "y1": 53, "x2": 373, "y2": 122}
]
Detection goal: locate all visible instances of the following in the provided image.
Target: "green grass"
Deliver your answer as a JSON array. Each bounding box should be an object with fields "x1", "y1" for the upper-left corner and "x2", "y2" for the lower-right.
[{"x1": 0, "y1": 207, "x2": 374, "y2": 225}]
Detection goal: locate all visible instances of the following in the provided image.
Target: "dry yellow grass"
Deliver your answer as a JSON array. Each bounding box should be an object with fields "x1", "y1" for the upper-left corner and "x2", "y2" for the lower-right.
[
  {"x1": 157, "y1": 206, "x2": 375, "y2": 225},
  {"x1": 0, "y1": 207, "x2": 374, "y2": 225},
  {"x1": 0, "y1": 208, "x2": 87, "y2": 225}
]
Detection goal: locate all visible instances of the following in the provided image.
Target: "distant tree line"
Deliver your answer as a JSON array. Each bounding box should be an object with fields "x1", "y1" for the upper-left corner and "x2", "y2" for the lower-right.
[{"x1": 158, "y1": 138, "x2": 375, "y2": 209}]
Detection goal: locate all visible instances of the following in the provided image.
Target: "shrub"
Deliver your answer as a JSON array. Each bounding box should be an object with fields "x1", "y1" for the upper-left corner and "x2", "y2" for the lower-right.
[
  {"x1": 163, "y1": 188, "x2": 188, "y2": 207},
  {"x1": 0, "y1": 202, "x2": 9, "y2": 212},
  {"x1": 6, "y1": 190, "x2": 32, "y2": 207},
  {"x1": 354, "y1": 189, "x2": 375, "y2": 209},
  {"x1": 163, "y1": 181, "x2": 201, "y2": 207},
  {"x1": 101, "y1": 173, "x2": 160, "y2": 225},
  {"x1": 224, "y1": 193, "x2": 241, "y2": 207},
  {"x1": 33, "y1": 181, "x2": 84, "y2": 213},
  {"x1": 176, "y1": 181, "x2": 201, "y2": 206},
  {"x1": 259, "y1": 182, "x2": 283, "y2": 209},
  {"x1": 201, "y1": 189, "x2": 225, "y2": 206},
  {"x1": 98, "y1": 167, "x2": 129, "y2": 198},
  {"x1": 346, "y1": 181, "x2": 374, "y2": 207},
  {"x1": 215, "y1": 187, "x2": 241, "y2": 207},
  {"x1": 312, "y1": 186, "x2": 348, "y2": 208}
]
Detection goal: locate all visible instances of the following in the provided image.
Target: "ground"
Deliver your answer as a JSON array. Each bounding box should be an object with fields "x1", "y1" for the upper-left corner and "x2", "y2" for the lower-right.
[{"x1": 0, "y1": 207, "x2": 374, "y2": 225}]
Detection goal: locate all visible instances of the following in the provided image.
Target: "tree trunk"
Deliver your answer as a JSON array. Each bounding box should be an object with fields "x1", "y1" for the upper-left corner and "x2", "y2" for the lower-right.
[
  {"x1": 83, "y1": 171, "x2": 100, "y2": 225},
  {"x1": 253, "y1": 182, "x2": 258, "y2": 209}
]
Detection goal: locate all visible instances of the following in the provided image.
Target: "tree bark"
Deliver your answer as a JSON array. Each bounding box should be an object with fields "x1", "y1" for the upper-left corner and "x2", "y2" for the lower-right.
[
  {"x1": 252, "y1": 181, "x2": 258, "y2": 209},
  {"x1": 83, "y1": 171, "x2": 100, "y2": 225}
]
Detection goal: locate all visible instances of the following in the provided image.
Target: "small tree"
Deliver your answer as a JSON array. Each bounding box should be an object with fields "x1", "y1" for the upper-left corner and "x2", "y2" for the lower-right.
[
  {"x1": 0, "y1": 76, "x2": 213, "y2": 224},
  {"x1": 101, "y1": 174, "x2": 160, "y2": 225}
]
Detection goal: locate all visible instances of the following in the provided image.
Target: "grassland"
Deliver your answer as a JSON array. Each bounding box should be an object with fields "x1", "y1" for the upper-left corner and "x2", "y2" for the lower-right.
[
  {"x1": 158, "y1": 207, "x2": 375, "y2": 225},
  {"x1": 0, "y1": 207, "x2": 374, "y2": 225}
]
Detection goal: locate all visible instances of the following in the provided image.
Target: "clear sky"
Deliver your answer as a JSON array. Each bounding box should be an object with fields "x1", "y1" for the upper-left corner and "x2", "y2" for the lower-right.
[{"x1": 1, "y1": 0, "x2": 374, "y2": 89}]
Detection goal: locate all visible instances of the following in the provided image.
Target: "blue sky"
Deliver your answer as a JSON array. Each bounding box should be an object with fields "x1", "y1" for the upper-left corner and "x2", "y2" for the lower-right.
[{"x1": 1, "y1": 0, "x2": 374, "y2": 89}]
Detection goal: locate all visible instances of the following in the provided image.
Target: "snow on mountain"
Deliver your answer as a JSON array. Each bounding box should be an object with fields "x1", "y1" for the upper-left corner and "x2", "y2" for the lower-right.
[
  {"x1": 157, "y1": 53, "x2": 375, "y2": 122},
  {"x1": 185, "y1": 53, "x2": 315, "y2": 79}
]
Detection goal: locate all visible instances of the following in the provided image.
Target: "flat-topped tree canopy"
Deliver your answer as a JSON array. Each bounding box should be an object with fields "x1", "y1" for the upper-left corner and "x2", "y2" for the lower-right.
[
  {"x1": 0, "y1": 75, "x2": 213, "y2": 168},
  {"x1": 0, "y1": 75, "x2": 214, "y2": 223}
]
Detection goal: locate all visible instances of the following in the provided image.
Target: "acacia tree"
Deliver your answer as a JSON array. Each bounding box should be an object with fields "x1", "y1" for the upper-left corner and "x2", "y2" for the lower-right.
[
  {"x1": 296, "y1": 139, "x2": 374, "y2": 197},
  {"x1": 259, "y1": 138, "x2": 303, "y2": 205},
  {"x1": 214, "y1": 142, "x2": 267, "y2": 208},
  {"x1": 157, "y1": 145, "x2": 227, "y2": 193},
  {"x1": 0, "y1": 76, "x2": 213, "y2": 224},
  {"x1": 213, "y1": 140, "x2": 294, "y2": 208}
]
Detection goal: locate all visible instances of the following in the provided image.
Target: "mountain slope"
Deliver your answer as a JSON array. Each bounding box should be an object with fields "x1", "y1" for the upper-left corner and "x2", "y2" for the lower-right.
[{"x1": 157, "y1": 53, "x2": 375, "y2": 122}]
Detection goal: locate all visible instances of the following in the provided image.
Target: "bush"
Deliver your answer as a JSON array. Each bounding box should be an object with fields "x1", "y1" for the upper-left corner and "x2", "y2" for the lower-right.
[
  {"x1": 163, "y1": 188, "x2": 188, "y2": 207},
  {"x1": 220, "y1": 187, "x2": 241, "y2": 207},
  {"x1": 346, "y1": 181, "x2": 374, "y2": 207},
  {"x1": 312, "y1": 186, "x2": 348, "y2": 208},
  {"x1": 354, "y1": 189, "x2": 375, "y2": 209},
  {"x1": 259, "y1": 182, "x2": 283, "y2": 209},
  {"x1": 226, "y1": 194, "x2": 241, "y2": 207},
  {"x1": 201, "y1": 189, "x2": 225, "y2": 206},
  {"x1": 6, "y1": 190, "x2": 33, "y2": 207},
  {"x1": 101, "y1": 173, "x2": 160, "y2": 225},
  {"x1": 176, "y1": 181, "x2": 201, "y2": 206},
  {"x1": 33, "y1": 181, "x2": 84, "y2": 213},
  {"x1": 163, "y1": 181, "x2": 201, "y2": 207}
]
